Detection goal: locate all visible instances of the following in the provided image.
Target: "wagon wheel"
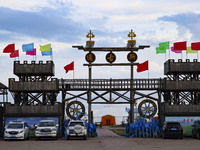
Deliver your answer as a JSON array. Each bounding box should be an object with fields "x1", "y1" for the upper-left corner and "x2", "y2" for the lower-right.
[
  {"x1": 66, "y1": 101, "x2": 85, "y2": 120},
  {"x1": 138, "y1": 100, "x2": 157, "y2": 119}
]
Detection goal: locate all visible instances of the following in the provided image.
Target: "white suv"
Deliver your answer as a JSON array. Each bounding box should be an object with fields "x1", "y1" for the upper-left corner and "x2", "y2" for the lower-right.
[
  {"x1": 67, "y1": 120, "x2": 87, "y2": 140},
  {"x1": 35, "y1": 120, "x2": 58, "y2": 140},
  {"x1": 4, "y1": 121, "x2": 29, "y2": 140}
]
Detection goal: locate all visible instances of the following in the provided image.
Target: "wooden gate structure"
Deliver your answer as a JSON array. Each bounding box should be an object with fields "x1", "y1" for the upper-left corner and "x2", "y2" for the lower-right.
[
  {"x1": 2, "y1": 30, "x2": 200, "y2": 137},
  {"x1": 61, "y1": 30, "x2": 162, "y2": 127}
]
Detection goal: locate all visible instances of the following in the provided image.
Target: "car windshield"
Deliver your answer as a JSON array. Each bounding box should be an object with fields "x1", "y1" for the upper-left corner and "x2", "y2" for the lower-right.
[
  {"x1": 70, "y1": 122, "x2": 84, "y2": 126},
  {"x1": 38, "y1": 121, "x2": 55, "y2": 127},
  {"x1": 7, "y1": 123, "x2": 23, "y2": 129}
]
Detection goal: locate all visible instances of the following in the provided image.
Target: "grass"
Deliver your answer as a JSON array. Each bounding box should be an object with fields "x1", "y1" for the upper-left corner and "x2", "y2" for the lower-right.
[
  {"x1": 109, "y1": 128, "x2": 126, "y2": 136},
  {"x1": 183, "y1": 126, "x2": 193, "y2": 137}
]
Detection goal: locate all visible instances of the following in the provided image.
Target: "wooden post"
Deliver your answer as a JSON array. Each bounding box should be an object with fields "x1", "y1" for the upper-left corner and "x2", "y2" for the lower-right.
[
  {"x1": 88, "y1": 65, "x2": 92, "y2": 123},
  {"x1": 61, "y1": 78, "x2": 66, "y2": 137}
]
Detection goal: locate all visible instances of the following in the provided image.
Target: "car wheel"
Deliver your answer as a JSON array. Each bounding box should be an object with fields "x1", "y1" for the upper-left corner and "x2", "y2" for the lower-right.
[
  {"x1": 36, "y1": 137, "x2": 41, "y2": 140},
  {"x1": 179, "y1": 135, "x2": 183, "y2": 139},
  {"x1": 54, "y1": 136, "x2": 58, "y2": 140},
  {"x1": 83, "y1": 136, "x2": 87, "y2": 140},
  {"x1": 197, "y1": 133, "x2": 200, "y2": 140},
  {"x1": 162, "y1": 133, "x2": 166, "y2": 139},
  {"x1": 67, "y1": 136, "x2": 70, "y2": 140},
  {"x1": 192, "y1": 131, "x2": 195, "y2": 138}
]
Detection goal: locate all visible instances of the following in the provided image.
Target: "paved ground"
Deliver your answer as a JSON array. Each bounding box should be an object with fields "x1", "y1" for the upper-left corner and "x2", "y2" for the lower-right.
[{"x1": 1, "y1": 127, "x2": 200, "y2": 150}]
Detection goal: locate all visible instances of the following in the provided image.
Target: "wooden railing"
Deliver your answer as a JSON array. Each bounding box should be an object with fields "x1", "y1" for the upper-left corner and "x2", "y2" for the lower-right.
[{"x1": 59, "y1": 78, "x2": 162, "y2": 90}]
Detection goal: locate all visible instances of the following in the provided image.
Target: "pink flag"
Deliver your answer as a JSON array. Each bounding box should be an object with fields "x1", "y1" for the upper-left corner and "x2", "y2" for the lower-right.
[
  {"x1": 26, "y1": 48, "x2": 36, "y2": 56},
  {"x1": 171, "y1": 46, "x2": 182, "y2": 53}
]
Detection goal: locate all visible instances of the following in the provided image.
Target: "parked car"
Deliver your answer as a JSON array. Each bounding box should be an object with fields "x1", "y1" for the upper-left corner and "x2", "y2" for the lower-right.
[
  {"x1": 4, "y1": 121, "x2": 30, "y2": 140},
  {"x1": 161, "y1": 121, "x2": 183, "y2": 139},
  {"x1": 67, "y1": 120, "x2": 87, "y2": 140},
  {"x1": 192, "y1": 121, "x2": 200, "y2": 139},
  {"x1": 35, "y1": 120, "x2": 58, "y2": 140}
]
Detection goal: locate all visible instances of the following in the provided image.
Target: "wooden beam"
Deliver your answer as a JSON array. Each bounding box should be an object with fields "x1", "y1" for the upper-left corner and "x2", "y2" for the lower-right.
[
  {"x1": 72, "y1": 46, "x2": 150, "y2": 51},
  {"x1": 83, "y1": 63, "x2": 139, "y2": 66}
]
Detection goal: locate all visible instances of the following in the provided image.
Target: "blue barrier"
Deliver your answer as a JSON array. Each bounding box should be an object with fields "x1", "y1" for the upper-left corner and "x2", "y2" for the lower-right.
[
  {"x1": 126, "y1": 117, "x2": 160, "y2": 138},
  {"x1": 84, "y1": 120, "x2": 97, "y2": 137}
]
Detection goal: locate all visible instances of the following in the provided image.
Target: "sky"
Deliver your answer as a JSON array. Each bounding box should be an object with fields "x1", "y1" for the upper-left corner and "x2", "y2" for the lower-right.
[{"x1": 0, "y1": 0, "x2": 200, "y2": 123}]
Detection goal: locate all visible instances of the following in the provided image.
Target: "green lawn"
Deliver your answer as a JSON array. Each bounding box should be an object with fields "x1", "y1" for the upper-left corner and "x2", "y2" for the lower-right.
[
  {"x1": 183, "y1": 126, "x2": 193, "y2": 137},
  {"x1": 109, "y1": 129, "x2": 126, "y2": 136}
]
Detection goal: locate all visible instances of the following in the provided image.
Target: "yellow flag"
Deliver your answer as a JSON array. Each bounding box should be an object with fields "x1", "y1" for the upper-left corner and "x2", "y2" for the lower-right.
[
  {"x1": 186, "y1": 47, "x2": 197, "y2": 53},
  {"x1": 40, "y1": 44, "x2": 51, "y2": 52}
]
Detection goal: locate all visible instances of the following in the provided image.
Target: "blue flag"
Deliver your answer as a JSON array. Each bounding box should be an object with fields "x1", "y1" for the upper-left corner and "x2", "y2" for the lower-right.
[
  {"x1": 41, "y1": 48, "x2": 52, "y2": 56},
  {"x1": 22, "y1": 43, "x2": 34, "y2": 52}
]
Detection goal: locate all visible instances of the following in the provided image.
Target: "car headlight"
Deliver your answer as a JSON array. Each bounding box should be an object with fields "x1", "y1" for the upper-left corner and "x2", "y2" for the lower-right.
[
  {"x1": 5, "y1": 130, "x2": 8, "y2": 133},
  {"x1": 19, "y1": 130, "x2": 23, "y2": 133}
]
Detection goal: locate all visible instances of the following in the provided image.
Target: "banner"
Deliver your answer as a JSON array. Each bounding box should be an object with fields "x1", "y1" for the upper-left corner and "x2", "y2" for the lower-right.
[
  {"x1": 22, "y1": 43, "x2": 34, "y2": 52},
  {"x1": 137, "y1": 60, "x2": 148, "y2": 73},
  {"x1": 64, "y1": 61, "x2": 74, "y2": 73},
  {"x1": 3, "y1": 44, "x2": 15, "y2": 53}
]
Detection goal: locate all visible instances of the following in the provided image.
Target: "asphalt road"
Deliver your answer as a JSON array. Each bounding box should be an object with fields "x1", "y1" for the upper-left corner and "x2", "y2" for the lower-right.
[{"x1": 1, "y1": 128, "x2": 200, "y2": 150}]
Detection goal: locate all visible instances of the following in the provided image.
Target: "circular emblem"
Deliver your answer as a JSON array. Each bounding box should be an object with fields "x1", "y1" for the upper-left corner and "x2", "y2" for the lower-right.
[
  {"x1": 127, "y1": 52, "x2": 137, "y2": 62},
  {"x1": 85, "y1": 53, "x2": 96, "y2": 63},
  {"x1": 106, "y1": 52, "x2": 116, "y2": 63}
]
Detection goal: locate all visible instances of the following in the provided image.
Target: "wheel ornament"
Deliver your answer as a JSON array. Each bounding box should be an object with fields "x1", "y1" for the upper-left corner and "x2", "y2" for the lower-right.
[
  {"x1": 138, "y1": 100, "x2": 157, "y2": 118},
  {"x1": 66, "y1": 101, "x2": 85, "y2": 120}
]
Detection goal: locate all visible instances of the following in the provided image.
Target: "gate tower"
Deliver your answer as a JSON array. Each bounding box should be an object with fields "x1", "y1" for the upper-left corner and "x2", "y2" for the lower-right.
[
  {"x1": 161, "y1": 59, "x2": 200, "y2": 125},
  {"x1": 5, "y1": 61, "x2": 62, "y2": 127}
]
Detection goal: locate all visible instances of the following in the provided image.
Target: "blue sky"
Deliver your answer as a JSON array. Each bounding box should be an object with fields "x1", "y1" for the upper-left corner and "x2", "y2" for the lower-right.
[{"x1": 0, "y1": 0, "x2": 200, "y2": 120}]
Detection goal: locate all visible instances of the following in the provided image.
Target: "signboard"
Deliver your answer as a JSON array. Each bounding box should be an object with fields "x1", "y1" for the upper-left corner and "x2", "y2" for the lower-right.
[{"x1": 166, "y1": 116, "x2": 200, "y2": 136}]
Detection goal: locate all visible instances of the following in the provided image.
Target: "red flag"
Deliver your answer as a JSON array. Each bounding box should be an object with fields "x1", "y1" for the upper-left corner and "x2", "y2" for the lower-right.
[
  {"x1": 64, "y1": 61, "x2": 74, "y2": 73},
  {"x1": 10, "y1": 50, "x2": 19, "y2": 58},
  {"x1": 3, "y1": 44, "x2": 15, "y2": 53},
  {"x1": 173, "y1": 41, "x2": 187, "y2": 50},
  {"x1": 137, "y1": 60, "x2": 148, "y2": 72},
  {"x1": 191, "y1": 42, "x2": 200, "y2": 50}
]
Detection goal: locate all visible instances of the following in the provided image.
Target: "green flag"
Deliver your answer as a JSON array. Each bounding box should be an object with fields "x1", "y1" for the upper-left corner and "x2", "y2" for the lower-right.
[
  {"x1": 159, "y1": 41, "x2": 169, "y2": 50},
  {"x1": 156, "y1": 47, "x2": 166, "y2": 54},
  {"x1": 40, "y1": 44, "x2": 51, "y2": 52},
  {"x1": 186, "y1": 46, "x2": 197, "y2": 53}
]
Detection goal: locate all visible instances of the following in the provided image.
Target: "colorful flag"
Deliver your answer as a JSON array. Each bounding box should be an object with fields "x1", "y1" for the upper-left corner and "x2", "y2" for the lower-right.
[
  {"x1": 159, "y1": 41, "x2": 169, "y2": 50},
  {"x1": 191, "y1": 42, "x2": 200, "y2": 50},
  {"x1": 186, "y1": 47, "x2": 197, "y2": 54},
  {"x1": 137, "y1": 60, "x2": 148, "y2": 73},
  {"x1": 3, "y1": 44, "x2": 15, "y2": 53},
  {"x1": 156, "y1": 47, "x2": 166, "y2": 54},
  {"x1": 22, "y1": 43, "x2": 34, "y2": 52},
  {"x1": 26, "y1": 48, "x2": 36, "y2": 56},
  {"x1": 41, "y1": 48, "x2": 52, "y2": 56},
  {"x1": 10, "y1": 50, "x2": 19, "y2": 58},
  {"x1": 40, "y1": 44, "x2": 51, "y2": 52},
  {"x1": 64, "y1": 61, "x2": 74, "y2": 73},
  {"x1": 174, "y1": 41, "x2": 187, "y2": 50},
  {"x1": 171, "y1": 46, "x2": 182, "y2": 53}
]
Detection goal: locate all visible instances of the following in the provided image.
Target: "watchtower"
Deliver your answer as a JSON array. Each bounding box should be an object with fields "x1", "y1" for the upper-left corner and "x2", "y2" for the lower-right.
[
  {"x1": 5, "y1": 61, "x2": 62, "y2": 126},
  {"x1": 160, "y1": 59, "x2": 200, "y2": 124},
  {"x1": 9, "y1": 61, "x2": 59, "y2": 105}
]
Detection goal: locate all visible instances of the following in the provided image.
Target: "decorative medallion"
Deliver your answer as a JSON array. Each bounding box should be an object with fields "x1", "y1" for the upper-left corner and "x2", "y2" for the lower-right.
[
  {"x1": 85, "y1": 52, "x2": 96, "y2": 63},
  {"x1": 106, "y1": 52, "x2": 116, "y2": 63},
  {"x1": 127, "y1": 52, "x2": 137, "y2": 62}
]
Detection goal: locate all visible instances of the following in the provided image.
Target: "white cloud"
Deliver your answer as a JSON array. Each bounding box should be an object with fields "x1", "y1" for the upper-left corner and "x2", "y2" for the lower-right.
[{"x1": 150, "y1": 61, "x2": 163, "y2": 72}]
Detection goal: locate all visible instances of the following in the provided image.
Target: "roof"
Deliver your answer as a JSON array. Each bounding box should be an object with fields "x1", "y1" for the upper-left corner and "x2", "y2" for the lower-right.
[{"x1": 0, "y1": 82, "x2": 8, "y2": 89}]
